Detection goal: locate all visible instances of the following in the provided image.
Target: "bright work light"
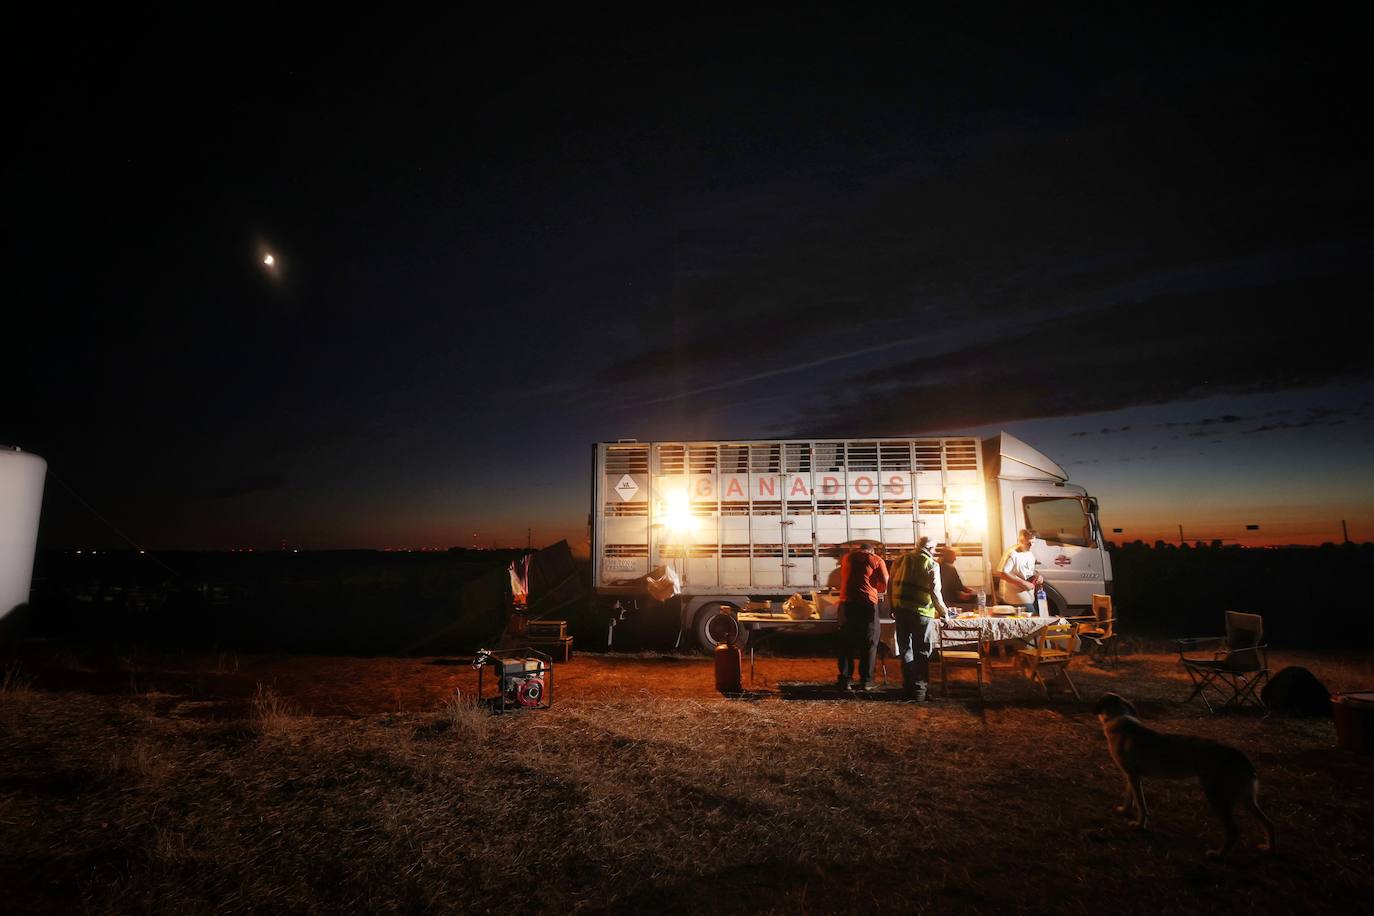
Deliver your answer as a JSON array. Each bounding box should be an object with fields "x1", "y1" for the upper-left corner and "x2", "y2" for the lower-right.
[{"x1": 663, "y1": 490, "x2": 692, "y2": 534}]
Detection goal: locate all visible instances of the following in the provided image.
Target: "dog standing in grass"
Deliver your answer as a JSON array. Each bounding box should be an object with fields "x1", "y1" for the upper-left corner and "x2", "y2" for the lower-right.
[{"x1": 1095, "y1": 693, "x2": 1274, "y2": 858}]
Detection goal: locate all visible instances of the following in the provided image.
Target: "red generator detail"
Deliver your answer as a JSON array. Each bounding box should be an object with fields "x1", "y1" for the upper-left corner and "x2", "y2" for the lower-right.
[{"x1": 472, "y1": 648, "x2": 554, "y2": 713}]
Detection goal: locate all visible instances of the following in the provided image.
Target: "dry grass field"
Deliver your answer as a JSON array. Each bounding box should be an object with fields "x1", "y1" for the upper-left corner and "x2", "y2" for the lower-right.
[{"x1": 3, "y1": 647, "x2": 1372, "y2": 914}]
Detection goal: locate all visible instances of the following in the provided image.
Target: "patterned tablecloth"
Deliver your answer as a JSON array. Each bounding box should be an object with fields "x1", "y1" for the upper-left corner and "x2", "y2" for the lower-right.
[{"x1": 941, "y1": 615, "x2": 1065, "y2": 644}]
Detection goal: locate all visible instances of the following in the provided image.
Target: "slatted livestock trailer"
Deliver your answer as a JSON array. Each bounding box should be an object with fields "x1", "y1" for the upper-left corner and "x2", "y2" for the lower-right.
[{"x1": 591, "y1": 433, "x2": 1111, "y2": 652}]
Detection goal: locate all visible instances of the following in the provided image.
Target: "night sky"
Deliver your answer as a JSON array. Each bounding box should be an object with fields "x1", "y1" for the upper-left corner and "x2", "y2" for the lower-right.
[{"x1": 11, "y1": 10, "x2": 1372, "y2": 551}]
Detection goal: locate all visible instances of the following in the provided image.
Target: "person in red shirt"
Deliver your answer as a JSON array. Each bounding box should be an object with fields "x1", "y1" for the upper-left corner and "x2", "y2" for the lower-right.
[{"x1": 836, "y1": 542, "x2": 889, "y2": 691}]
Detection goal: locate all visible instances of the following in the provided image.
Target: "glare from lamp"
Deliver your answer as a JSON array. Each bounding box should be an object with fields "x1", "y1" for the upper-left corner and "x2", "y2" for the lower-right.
[{"x1": 663, "y1": 490, "x2": 692, "y2": 533}]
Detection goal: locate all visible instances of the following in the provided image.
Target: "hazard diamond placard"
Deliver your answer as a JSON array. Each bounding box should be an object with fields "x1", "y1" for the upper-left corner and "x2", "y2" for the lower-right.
[{"x1": 614, "y1": 474, "x2": 641, "y2": 501}]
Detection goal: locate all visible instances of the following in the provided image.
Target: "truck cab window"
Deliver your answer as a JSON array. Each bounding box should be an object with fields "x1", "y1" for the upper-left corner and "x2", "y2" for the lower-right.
[{"x1": 1023, "y1": 497, "x2": 1095, "y2": 548}]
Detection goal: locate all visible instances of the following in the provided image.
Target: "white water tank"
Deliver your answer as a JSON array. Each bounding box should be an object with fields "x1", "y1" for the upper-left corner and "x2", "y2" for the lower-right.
[{"x1": 1, "y1": 446, "x2": 47, "y2": 621}]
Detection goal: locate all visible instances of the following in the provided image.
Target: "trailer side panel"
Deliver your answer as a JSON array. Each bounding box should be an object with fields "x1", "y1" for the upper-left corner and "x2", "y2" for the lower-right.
[{"x1": 594, "y1": 437, "x2": 990, "y2": 598}]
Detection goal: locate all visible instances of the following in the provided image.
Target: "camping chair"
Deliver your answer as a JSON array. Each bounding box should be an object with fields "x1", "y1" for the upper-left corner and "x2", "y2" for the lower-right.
[
  {"x1": 936, "y1": 621, "x2": 987, "y2": 700},
  {"x1": 1016, "y1": 623, "x2": 1080, "y2": 700},
  {"x1": 1176, "y1": 611, "x2": 1270, "y2": 713},
  {"x1": 1068, "y1": 594, "x2": 1118, "y2": 666}
]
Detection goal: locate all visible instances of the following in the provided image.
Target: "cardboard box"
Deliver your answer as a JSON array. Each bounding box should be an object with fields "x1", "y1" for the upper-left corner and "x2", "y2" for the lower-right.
[{"x1": 524, "y1": 635, "x2": 573, "y2": 662}]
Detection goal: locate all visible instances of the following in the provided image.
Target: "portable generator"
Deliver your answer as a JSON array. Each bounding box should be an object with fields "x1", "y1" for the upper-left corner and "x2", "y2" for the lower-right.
[{"x1": 471, "y1": 647, "x2": 553, "y2": 712}]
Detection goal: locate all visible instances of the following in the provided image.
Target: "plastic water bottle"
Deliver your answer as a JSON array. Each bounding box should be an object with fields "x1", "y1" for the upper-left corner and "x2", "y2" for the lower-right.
[
  {"x1": 1036, "y1": 587, "x2": 1048, "y2": 617},
  {"x1": 976, "y1": 589, "x2": 986, "y2": 612}
]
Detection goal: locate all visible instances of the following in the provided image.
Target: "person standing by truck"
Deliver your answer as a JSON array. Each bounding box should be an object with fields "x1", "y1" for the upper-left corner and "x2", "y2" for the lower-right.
[
  {"x1": 889, "y1": 537, "x2": 951, "y2": 701},
  {"x1": 995, "y1": 528, "x2": 1043, "y2": 615},
  {"x1": 836, "y1": 542, "x2": 888, "y2": 691}
]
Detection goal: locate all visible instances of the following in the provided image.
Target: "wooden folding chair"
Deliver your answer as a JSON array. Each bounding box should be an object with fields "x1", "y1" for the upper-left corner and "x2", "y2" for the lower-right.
[
  {"x1": 1068, "y1": 594, "x2": 1118, "y2": 666},
  {"x1": 1176, "y1": 611, "x2": 1269, "y2": 713},
  {"x1": 1016, "y1": 623, "x2": 1080, "y2": 699},
  {"x1": 936, "y1": 621, "x2": 987, "y2": 700}
]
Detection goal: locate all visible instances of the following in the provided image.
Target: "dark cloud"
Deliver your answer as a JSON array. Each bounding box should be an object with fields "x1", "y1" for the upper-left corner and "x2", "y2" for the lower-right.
[
  {"x1": 1246, "y1": 407, "x2": 1350, "y2": 435},
  {"x1": 1071, "y1": 406, "x2": 1368, "y2": 444},
  {"x1": 593, "y1": 300, "x2": 841, "y2": 386},
  {"x1": 1175, "y1": 415, "x2": 1247, "y2": 439},
  {"x1": 583, "y1": 80, "x2": 1372, "y2": 413},
  {"x1": 1063, "y1": 456, "x2": 1155, "y2": 466},
  {"x1": 203, "y1": 474, "x2": 287, "y2": 501},
  {"x1": 1072, "y1": 425, "x2": 1134, "y2": 437},
  {"x1": 1165, "y1": 415, "x2": 1245, "y2": 428},
  {"x1": 775, "y1": 273, "x2": 1371, "y2": 436}
]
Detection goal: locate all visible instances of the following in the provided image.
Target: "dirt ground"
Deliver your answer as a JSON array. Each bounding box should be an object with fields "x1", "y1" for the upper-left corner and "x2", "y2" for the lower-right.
[
  {"x1": 13, "y1": 643, "x2": 1374, "y2": 714},
  {"x1": 3, "y1": 645, "x2": 1373, "y2": 913}
]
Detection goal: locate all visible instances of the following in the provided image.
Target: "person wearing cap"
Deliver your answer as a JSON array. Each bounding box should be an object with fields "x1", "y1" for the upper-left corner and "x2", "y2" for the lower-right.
[
  {"x1": 889, "y1": 537, "x2": 950, "y2": 701},
  {"x1": 835, "y1": 542, "x2": 889, "y2": 692}
]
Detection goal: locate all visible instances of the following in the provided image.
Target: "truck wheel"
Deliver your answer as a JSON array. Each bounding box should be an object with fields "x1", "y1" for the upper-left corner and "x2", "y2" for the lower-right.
[{"x1": 693, "y1": 603, "x2": 748, "y2": 654}]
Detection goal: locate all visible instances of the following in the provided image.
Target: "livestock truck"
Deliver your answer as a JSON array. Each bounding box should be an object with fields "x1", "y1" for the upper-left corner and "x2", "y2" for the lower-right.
[{"x1": 591, "y1": 434, "x2": 1112, "y2": 652}]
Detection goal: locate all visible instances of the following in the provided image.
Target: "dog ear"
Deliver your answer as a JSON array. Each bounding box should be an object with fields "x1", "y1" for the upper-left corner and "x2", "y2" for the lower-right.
[{"x1": 1095, "y1": 693, "x2": 1137, "y2": 718}]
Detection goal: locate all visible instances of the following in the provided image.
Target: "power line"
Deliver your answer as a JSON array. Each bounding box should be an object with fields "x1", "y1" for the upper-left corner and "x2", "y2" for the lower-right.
[{"x1": 47, "y1": 471, "x2": 185, "y2": 580}]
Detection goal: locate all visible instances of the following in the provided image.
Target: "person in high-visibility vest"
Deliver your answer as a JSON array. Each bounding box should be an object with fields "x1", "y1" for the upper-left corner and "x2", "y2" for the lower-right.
[{"x1": 889, "y1": 536, "x2": 951, "y2": 701}]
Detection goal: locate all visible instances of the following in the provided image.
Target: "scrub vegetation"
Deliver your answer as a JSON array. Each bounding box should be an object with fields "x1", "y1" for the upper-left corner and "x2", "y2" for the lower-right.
[{"x1": 2, "y1": 649, "x2": 1372, "y2": 913}]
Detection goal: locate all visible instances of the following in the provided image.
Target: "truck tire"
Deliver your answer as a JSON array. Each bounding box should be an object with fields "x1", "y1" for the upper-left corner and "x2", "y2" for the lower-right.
[{"x1": 693, "y1": 603, "x2": 748, "y2": 654}]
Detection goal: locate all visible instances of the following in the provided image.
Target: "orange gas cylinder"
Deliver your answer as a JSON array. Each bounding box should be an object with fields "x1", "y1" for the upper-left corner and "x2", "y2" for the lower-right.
[{"x1": 714, "y1": 641, "x2": 742, "y2": 694}]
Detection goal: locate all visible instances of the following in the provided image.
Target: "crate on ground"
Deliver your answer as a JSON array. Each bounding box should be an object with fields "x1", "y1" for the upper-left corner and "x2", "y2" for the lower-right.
[
  {"x1": 527, "y1": 620, "x2": 567, "y2": 639},
  {"x1": 523, "y1": 634, "x2": 573, "y2": 661}
]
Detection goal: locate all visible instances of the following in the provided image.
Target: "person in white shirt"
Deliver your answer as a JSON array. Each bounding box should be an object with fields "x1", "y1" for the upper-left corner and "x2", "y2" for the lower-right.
[{"x1": 995, "y1": 528, "x2": 1043, "y2": 615}]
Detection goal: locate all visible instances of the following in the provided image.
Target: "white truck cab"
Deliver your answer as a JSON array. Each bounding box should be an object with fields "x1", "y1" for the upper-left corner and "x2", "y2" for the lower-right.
[{"x1": 987, "y1": 435, "x2": 1112, "y2": 614}]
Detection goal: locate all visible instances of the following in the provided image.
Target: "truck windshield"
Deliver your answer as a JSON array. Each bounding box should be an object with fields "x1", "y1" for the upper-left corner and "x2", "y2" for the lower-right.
[{"x1": 1023, "y1": 496, "x2": 1096, "y2": 548}]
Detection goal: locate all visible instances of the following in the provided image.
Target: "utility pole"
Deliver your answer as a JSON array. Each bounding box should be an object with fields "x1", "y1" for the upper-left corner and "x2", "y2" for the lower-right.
[
  {"x1": 527, "y1": 527, "x2": 532, "y2": 550},
  {"x1": 1178, "y1": 524, "x2": 1185, "y2": 546},
  {"x1": 1343, "y1": 519, "x2": 1350, "y2": 545}
]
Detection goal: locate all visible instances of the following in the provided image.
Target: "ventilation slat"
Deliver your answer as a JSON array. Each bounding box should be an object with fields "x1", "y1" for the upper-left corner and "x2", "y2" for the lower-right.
[
  {"x1": 604, "y1": 544, "x2": 649, "y2": 557},
  {"x1": 604, "y1": 446, "x2": 649, "y2": 474}
]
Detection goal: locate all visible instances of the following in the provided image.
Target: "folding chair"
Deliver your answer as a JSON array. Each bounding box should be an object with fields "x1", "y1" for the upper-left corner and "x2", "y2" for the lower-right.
[
  {"x1": 1016, "y1": 623, "x2": 1080, "y2": 700},
  {"x1": 1068, "y1": 594, "x2": 1118, "y2": 666},
  {"x1": 1176, "y1": 611, "x2": 1269, "y2": 713},
  {"x1": 936, "y1": 621, "x2": 986, "y2": 700}
]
